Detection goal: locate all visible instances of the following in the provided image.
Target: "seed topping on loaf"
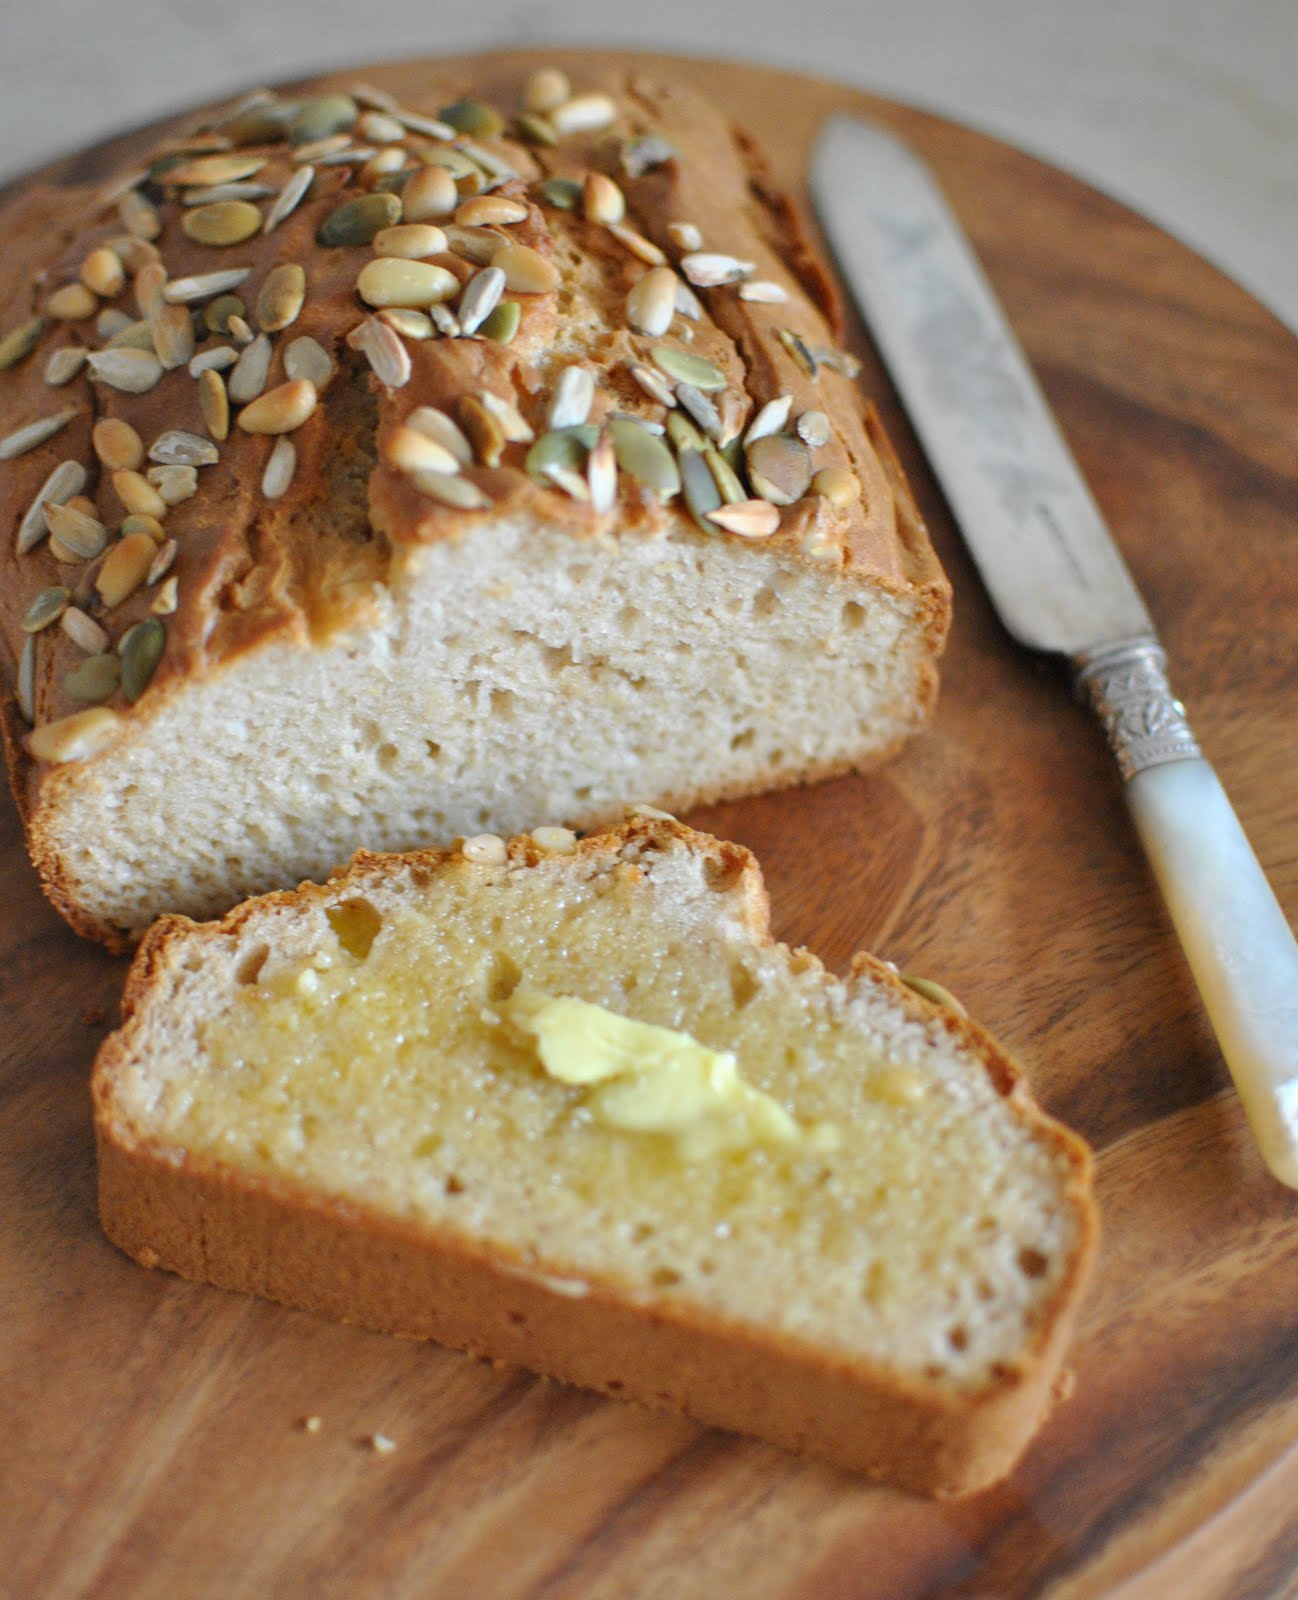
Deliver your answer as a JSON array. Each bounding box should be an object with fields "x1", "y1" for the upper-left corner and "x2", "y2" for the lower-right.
[{"x1": 2, "y1": 67, "x2": 922, "y2": 764}]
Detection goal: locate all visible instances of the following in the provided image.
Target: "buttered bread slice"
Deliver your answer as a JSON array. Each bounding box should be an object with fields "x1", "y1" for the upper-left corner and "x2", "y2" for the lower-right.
[{"x1": 93, "y1": 816, "x2": 1095, "y2": 1495}]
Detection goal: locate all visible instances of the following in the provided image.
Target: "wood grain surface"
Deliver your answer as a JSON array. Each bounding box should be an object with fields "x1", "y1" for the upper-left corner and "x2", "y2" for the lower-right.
[{"x1": 4, "y1": 49, "x2": 1298, "y2": 1600}]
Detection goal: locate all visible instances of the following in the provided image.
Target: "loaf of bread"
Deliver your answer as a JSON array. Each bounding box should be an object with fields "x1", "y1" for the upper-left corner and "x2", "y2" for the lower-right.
[
  {"x1": 94, "y1": 814, "x2": 1095, "y2": 1495},
  {"x1": 0, "y1": 62, "x2": 949, "y2": 949}
]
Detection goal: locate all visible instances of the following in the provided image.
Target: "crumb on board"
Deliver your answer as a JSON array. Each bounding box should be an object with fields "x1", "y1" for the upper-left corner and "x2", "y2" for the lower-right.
[
  {"x1": 369, "y1": 1433, "x2": 397, "y2": 1455},
  {"x1": 300, "y1": 1415, "x2": 323, "y2": 1434}
]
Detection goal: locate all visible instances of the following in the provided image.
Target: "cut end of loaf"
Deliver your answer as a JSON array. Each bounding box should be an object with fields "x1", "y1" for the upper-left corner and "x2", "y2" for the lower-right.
[{"x1": 94, "y1": 815, "x2": 1095, "y2": 1493}]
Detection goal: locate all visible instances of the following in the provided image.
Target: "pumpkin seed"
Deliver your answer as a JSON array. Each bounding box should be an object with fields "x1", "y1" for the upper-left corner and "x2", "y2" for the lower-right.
[
  {"x1": 514, "y1": 114, "x2": 557, "y2": 148},
  {"x1": 678, "y1": 448, "x2": 722, "y2": 532},
  {"x1": 492, "y1": 242, "x2": 560, "y2": 294},
  {"x1": 812, "y1": 466, "x2": 861, "y2": 507},
  {"x1": 262, "y1": 436, "x2": 297, "y2": 499},
  {"x1": 454, "y1": 395, "x2": 506, "y2": 467},
  {"x1": 706, "y1": 499, "x2": 781, "y2": 539},
  {"x1": 227, "y1": 333, "x2": 273, "y2": 404},
  {"x1": 438, "y1": 99, "x2": 504, "y2": 138},
  {"x1": 478, "y1": 300, "x2": 520, "y2": 345},
  {"x1": 538, "y1": 177, "x2": 582, "y2": 211},
  {"x1": 420, "y1": 146, "x2": 482, "y2": 180},
  {"x1": 17, "y1": 636, "x2": 35, "y2": 723},
  {"x1": 21, "y1": 587, "x2": 71, "y2": 633},
  {"x1": 407, "y1": 407, "x2": 474, "y2": 466},
  {"x1": 608, "y1": 418, "x2": 679, "y2": 498},
  {"x1": 257, "y1": 263, "x2": 307, "y2": 331},
  {"x1": 457, "y1": 140, "x2": 517, "y2": 183},
  {"x1": 384, "y1": 424, "x2": 463, "y2": 476},
  {"x1": 525, "y1": 426, "x2": 598, "y2": 480},
  {"x1": 745, "y1": 433, "x2": 812, "y2": 505},
  {"x1": 183, "y1": 201, "x2": 263, "y2": 246},
  {"x1": 150, "y1": 430, "x2": 219, "y2": 467},
  {"x1": 164, "y1": 268, "x2": 252, "y2": 304},
  {"x1": 0, "y1": 407, "x2": 78, "y2": 461},
  {"x1": 95, "y1": 531, "x2": 157, "y2": 608},
  {"x1": 605, "y1": 223, "x2": 666, "y2": 265},
  {"x1": 359, "y1": 148, "x2": 406, "y2": 185},
  {"x1": 650, "y1": 345, "x2": 725, "y2": 391},
  {"x1": 147, "y1": 465, "x2": 198, "y2": 505},
  {"x1": 626, "y1": 267, "x2": 677, "y2": 337},
  {"x1": 264, "y1": 165, "x2": 315, "y2": 234},
  {"x1": 318, "y1": 192, "x2": 402, "y2": 248},
  {"x1": 151, "y1": 575, "x2": 179, "y2": 614},
  {"x1": 202, "y1": 294, "x2": 245, "y2": 334},
  {"x1": 738, "y1": 280, "x2": 787, "y2": 304},
  {"x1": 80, "y1": 246, "x2": 125, "y2": 298},
  {"x1": 372, "y1": 223, "x2": 447, "y2": 259},
  {"x1": 357, "y1": 258, "x2": 459, "y2": 308},
  {"x1": 97, "y1": 307, "x2": 134, "y2": 338},
  {"x1": 284, "y1": 335, "x2": 335, "y2": 388},
  {"x1": 237, "y1": 379, "x2": 317, "y2": 434},
  {"x1": 289, "y1": 94, "x2": 358, "y2": 146},
  {"x1": 199, "y1": 368, "x2": 230, "y2": 440},
  {"x1": 83, "y1": 347, "x2": 156, "y2": 394},
  {"x1": 61, "y1": 606, "x2": 110, "y2": 652},
  {"x1": 0, "y1": 317, "x2": 45, "y2": 370},
  {"x1": 796, "y1": 410, "x2": 831, "y2": 448},
  {"x1": 547, "y1": 365, "x2": 595, "y2": 429},
  {"x1": 125, "y1": 514, "x2": 167, "y2": 545},
  {"x1": 65, "y1": 653, "x2": 123, "y2": 706},
  {"x1": 292, "y1": 133, "x2": 353, "y2": 165},
  {"x1": 221, "y1": 100, "x2": 294, "y2": 146},
  {"x1": 666, "y1": 221, "x2": 703, "y2": 252},
  {"x1": 680, "y1": 251, "x2": 754, "y2": 287},
  {"x1": 17, "y1": 461, "x2": 86, "y2": 554},
  {"x1": 550, "y1": 93, "x2": 617, "y2": 136},
  {"x1": 778, "y1": 327, "x2": 817, "y2": 377},
  {"x1": 167, "y1": 152, "x2": 267, "y2": 187},
  {"x1": 704, "y1": 446, "x2": 745, "y2": 504},
  {"x1": 118, "y1": 617, "x2": 166, "y2": 701},
  {"x1": 112, "y1": 469, "x2": 166, "y2": 518},
  {"x1": 443, "y1": 225, "x2": 504, "y2": 266},
  {"x1": 27, "y1": 706, "x2": 121, "y2": 762},
  {"x1": 675, "y1": 382, "x2": 724, "y2": 442},
  {"x1": 346, "y1": 316, "x2": 411, "y2": 388},
  {"x1": 107, "y1": 319, "x2": 158, "y2": 352},
  {"x1": 47, "y1": 284, "x2": 97, "y2": 321},
  {"x1": 456, "y1": 194, "x2": 528, "y2": 228},
  {"x1": 665, "y1": 411, "x2": 706, "y2": 454},
  {"x1": 357, "y1": 110, "x2": 405, "y2": 144},
  {"x1": 378, "y1": 307, "x2": 435, "y2": 340},
  {"x1": 583, "y1": 172, "x2": 625, "y2": 224},
  {"x1": 401, "y1": 166, "x2": 459, "y2": 221},
  {"x1": 522, "y1": 67, "x2": 570, "y2": 113},
  {"x1": 744, "y1": 394, "x2": 793, "y2": 446},
  {"x1": 151, "y1": 303, "x2": 195, "y2": 369},
  {"x1": 409, "y1": 470, "x2": 492, "y2": 510}
]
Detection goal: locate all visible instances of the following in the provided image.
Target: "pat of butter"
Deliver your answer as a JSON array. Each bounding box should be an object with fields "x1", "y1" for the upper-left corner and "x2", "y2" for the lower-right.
[{"x1": 504, "y1": 985, "x2": 835, "y2": 1160}]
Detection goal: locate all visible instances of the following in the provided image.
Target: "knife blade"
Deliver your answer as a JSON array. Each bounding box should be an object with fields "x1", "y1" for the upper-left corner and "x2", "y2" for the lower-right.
[{"x1": 812, "y1": 113, "x2": 1298, "y2": 1187}]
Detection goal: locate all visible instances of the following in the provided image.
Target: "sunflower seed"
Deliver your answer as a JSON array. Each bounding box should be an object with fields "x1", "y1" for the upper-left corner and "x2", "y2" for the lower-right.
[
  {"x1": 665, "y1": 410, "x2": 706, "y2": 454},
  {"x1": 811, "y1": 344, "x2": 862, "y2": 378},
  {"x1": 550, "y1": 93, "x2": 617, "y2": 136},
  {"x1": 544, "y1": 464, "x2": 590, "y2": 501},
  {"x1": 384, "y1": 424, "x2": 462, "y2": 475},
  {"x1": 318, "y1": 192, "x2": 402, "y2": 248},
  {"x1": 146, "y1": 538, "x2": 177, "y2": 584},
  {"x1": 164, "y1": 268, "x2": 252, "y2": 304},
  {"x1": 626, "y1": 267, "x2": 677, "y2": 337},
  {"x1": 443, "y1": 224, "x2": 505, "y2": 266},
  {"x1": 457, "y1": 140, "x2": 518, "y2": 183},
  {"x1": 376, "y1": 308, "x2": 432, "y2": 341},
  {"x1": 61, "y1": 604, "x2": 110, "y2": 651},
  {"x1": 64, "y1": 653, "x2": 121, "y2": 704},
  {"x1": 97, "y1": 307, "x2": 134, "y2": 339},
  {"x1": 706, "y1": 499, "x2": 781, "y2": 538},
  {"x1": 262, "y1": 436, "x2": 297, "y2": 499},
  {"x1": 289, "y1": 93, "x2": 358, "y2": 146},
  {"x1": 264, "y1": 164, "x2": 315, "y2": 234},
  {"x1": 479, "y1": 300, "x2": 520, "y2": 345},
  {"x1": 391, "y1": 108, "x2": 457, "y2": 141},
  {"x1": 704, "y1": 446, "x2": 745, "y2": 503},
  {"x1": 0, "y1": 408, "x2": 78, "y2": 461},
  {"x1": 607, "y1": 418, "x2": 680, "y2": 497},
  {"x1": 0, "y1": 317, "x2": 46, "y2": 370},
  {"x1": 429, "y1": 304, "x2": 461, "y2": 337},
  {"x1": 401, "y1": 166, "x2": 458, "y2": 221},
  {"x1": 198, "y1": 367, "x2": 230, "y2": 440},
  {"x1": 237, "y1": 379, "x2": 317, "y2": 434},
  {"x1": 17, "y1": 461, "x2": 85, "y2": 554},
  {"x1": 43, "y1": 346, "x2": 88, "y2": 386},
  {"x1": 680, "y1": 252, "x2": 754, "y2": 287},
  {"x1": 80, "y1": 246, "x2": 125, "y2": 298},
  {"x1": 226, "y1": 314, "x2": 254, "y2": 345},
  {"x1": 372, "y1": 223, "x2": 448, "y2": 259},
  {"x1": 812, "y1": 466, "x2": 861, "y2": 506},
  {"x1": 357, "y1": 110, "x2": 405, "y2": 144},
  {"x1": 407, "y1": 407, "x2": 473, "y2": 465},
  {"x1": 678, "y1": 448, "x2": 721, "y2": 531},
  {"x1": 150, "y1": 429, "x2": 218, "y2": 467},
  {"x1": 227, "y1": 333, "x2": 273, "y2": 403},
  {"x1": 189, "y1": 345, "x2": 239, "y2": 376},
  {"x1": 666, "y1": 222, "x2": 703, "y2": 254},
  {"x1": 119, "y1": 188, "x2": 161, "y2": 241},
  {"x1": 27, "y1": 705, "x2": 123, "y2": 762},
  {"x1": 118, "y1": 617, "x2": 166, "y2": 701},
  {"x1": 47, "y1": 284, "x2": 97, "y2": 321},
  {"x1": 491, "y1": 242, "x2": 560, "y2": 293},
  {"x1": 583, "y1": 172, "x2": 625, "y2": 224},
  {"x1": 131, "y1": 262, "x2": 167, "y2": 319},
  {"x1": 620, "y1": 134, "x2": 675, "y2": 178},
  {"x1": 150, "y1": 304, "x2": 195, "y2": 369},
  {"x1": 746, "y1": 433, "x2": 812, "y2": 505},
  {"x1": 107, "y1": 319, "x2": 157, "y2": 352},
  {"x1": 96, "y1": 530, "x2": 157, "y2": 608},
  {"x1": 456, "y1": 194, "x2": 528, "y2": 228},
  {"x1": 291, "y1": 133, "x2": 352, "y2": 165},
  {"x1": 628, "y1": 361, "x2": 676, "y2": 407},
  {"x1": 457, "y1": 265, "x2": 506, "y2": 336},
  {"x1": 522, "y1": 67, "x2": 570, "y2": 113},
  {"x1": 181, "y1": 181, "x2": 276, "y2": 206},
  {"x1": 586, "y1": 430, "x2": 617, "y2": 512},
  {"x1": 537, "y1": 177, "x2": 582, "y2": 211},
  {"x1": 796, "y1": 409, "x2": 831, "y2": 448},
  {"x1": 738, "y1": 280, "x2": 788, "y2": 304},
  {"x1": 147, "y1": 464, "x2": 198, "y2": 504},
  {"x1": 606, "y1": 223, "x2": 666, "y2": 265},
  {"x1": 548, "y1": 365, "x2": 595, "y2": 429},
  {"x1": 438, "y1": 99, "x2": 504, "y2": 138},
  {"x1": 120, "y1": 513, "x2": 165, "y2": 544},
  {"x1": 409, "y1": 470, "x2": 491, "y2": 509},
  {"x1": 347, "y1": 316, "x2": 411, "y2": 387},
  {"x1": 419, "y1": 147, "x2": 481, "y2": 180},
  {"x1": 744, "y1": 394, "x2": 792, "y2": 446},
  {"x1": 650, "y1": 345, "x2": 725, "y2": 392},
  {"x1": 478, "y1": 390, "x2": 535, "y2": 443},
  {"x1": 257, "y1": 263, "x2": 307, "y2": 331},
  {"x1": 112, "y1": 469, "x2": 166, "y2": 517},
  {"x1": 674, "y1": 279, "x2": 704, "y2": 321},
  {"x1": 357, "y1": 258, "x2": 459, "y2": 308},
  {"x1": 21, "y1": 587, "x2": 70, "y2": 632},
  {"x1": 675, "y1": 382, "x2": 724, "y2": 442},
  {"x1": 453, "y1": 396, "x2": 508, "y2": 468},
  {"x1": 283, "y1": 335, "x2": 335, "y2": 387},
  {"x1": 17, "y1": 635, "x2": 36, "y2": 722},
  {"x1": 151, "y1": 575, "x2": 179, "y2": 614},
  {"x1": 778, "y1": 327, "x2": 817, "y2": 377},
  {"x1": 183, "y1": 201, "x2": 263, "y2": 247}
]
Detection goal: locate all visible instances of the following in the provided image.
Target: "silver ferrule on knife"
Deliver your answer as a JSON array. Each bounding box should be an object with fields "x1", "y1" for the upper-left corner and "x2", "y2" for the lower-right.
[{"x1": 812, "y1": 114, "x2": 1298, "y2": 1188}]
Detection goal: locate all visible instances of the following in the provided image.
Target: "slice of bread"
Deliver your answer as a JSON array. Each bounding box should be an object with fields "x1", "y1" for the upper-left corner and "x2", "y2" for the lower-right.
[{"x1": 93, "y1": 815, "x2": 1095, "y2": 1495}]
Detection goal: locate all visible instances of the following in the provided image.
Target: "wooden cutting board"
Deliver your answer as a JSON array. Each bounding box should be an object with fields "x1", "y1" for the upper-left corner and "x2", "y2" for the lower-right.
[{"x1": 4, "y1": 49, "x2": 1298, "y2": 1600}]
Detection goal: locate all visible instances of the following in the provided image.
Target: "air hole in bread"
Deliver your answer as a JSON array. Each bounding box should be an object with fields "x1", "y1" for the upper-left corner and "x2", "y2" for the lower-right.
[
  {"x1": 842, "y1": 600, "x2": 867, "y2": 631},
  {"x1": 619, "y1": 603, "x2": 643, "y2": 630},
  {"x1": 326, "y1": 898, "x2": 383, "y2": 960},
  {"x1": 631, "y1": 1222, "x2": 656, "y2": 1244},
  {"x1": 754, "y1": 586, "x2": 780, "y2": 618},
  {"x1": 425, "y1": 740, "x2": 442, "y2": 761},
  {"x1": 491, "y1": 688, "x2": 516, "y2": 719},
  {"x1": 729, "y1": 961, "x2": 760, "y2": 1009},
  {"x1": 376, "y1": 741, "x2": 399, "y2": 771},
  {"x1": 651, "y1": 1266, "x2": 682, "y2": 1287},
  {"x1": 703, "y1": 854, "x2": 744, "y2": 893},
  {"x1": 234, "y1": 944, "x2": 269, "y2": 986},
  {"x1": 1017, "y1": 1247, "x2": 1048, "y2": 1280},
  {"x1": 444, "y1": 1174, "x2": 466, "y2": 1196},
  {"x1": 948, "y1": 1325, "x2": 969, "y2": 1352},
  {"x1": 729, "y1": 728, "x2": 755, "y2": 751},
  {"x1": 485, "y1": 950, "x2": 523, "y2": 1004}
]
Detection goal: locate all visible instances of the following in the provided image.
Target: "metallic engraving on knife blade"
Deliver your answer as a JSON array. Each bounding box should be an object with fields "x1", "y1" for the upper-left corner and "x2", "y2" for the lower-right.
[{"x1": 1075, "y1": 639, "x2": 1201, "y2": 780}]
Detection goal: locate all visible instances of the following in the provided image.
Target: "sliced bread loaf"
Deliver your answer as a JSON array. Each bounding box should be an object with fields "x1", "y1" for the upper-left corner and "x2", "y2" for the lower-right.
[{"x1": 93, "y1": 815, "x2": 1095, "y2": 1495}]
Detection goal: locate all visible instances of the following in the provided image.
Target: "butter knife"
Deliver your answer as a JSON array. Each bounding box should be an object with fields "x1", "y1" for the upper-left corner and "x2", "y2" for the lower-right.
[{"x1": 811, "y1": 114, "x2": 1298, "y2": 1187}]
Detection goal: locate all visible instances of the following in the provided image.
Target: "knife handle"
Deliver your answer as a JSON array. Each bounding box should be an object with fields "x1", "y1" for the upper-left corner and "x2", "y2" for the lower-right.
[{"x1": 1077, "y1": 640, "x2": 1298, "y2": 1187}]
